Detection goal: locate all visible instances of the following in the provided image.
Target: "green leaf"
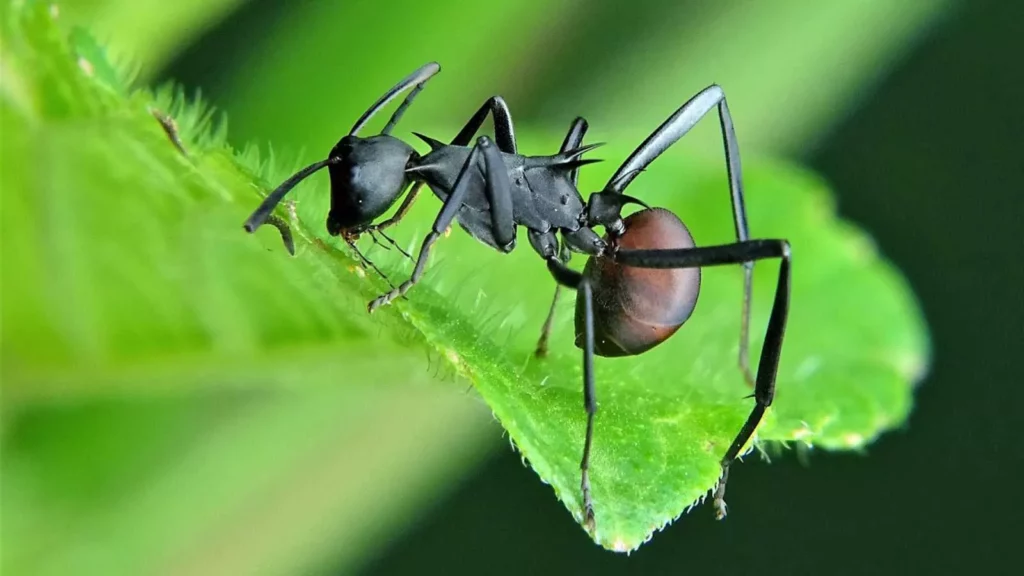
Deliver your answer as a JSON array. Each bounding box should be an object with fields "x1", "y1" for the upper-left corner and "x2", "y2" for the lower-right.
[
  {"x1": 1, "y1": 1, "x2": 421, "y2": 402},
  {"x1": 1, "y1": 6, "x2": 494, "y2": 575},
  {"x1": 1, "y1": 1, "x2": 929, "y2": 562},
  {"x1": 191, "y1": 1, "x2": 936, "y2": 551},
  {"x1": 356, "y1": 149, "x2": 930, "y2": 551}
]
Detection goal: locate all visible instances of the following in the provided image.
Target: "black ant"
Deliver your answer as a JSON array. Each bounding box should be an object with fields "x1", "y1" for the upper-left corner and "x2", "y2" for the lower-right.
[{"x1": 243, "y1": 63, "x2": 791, "y2": 531}]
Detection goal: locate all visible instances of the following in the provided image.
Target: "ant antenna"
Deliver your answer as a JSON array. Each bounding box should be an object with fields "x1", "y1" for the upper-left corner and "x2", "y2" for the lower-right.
[
  {"x1": 264, "y1": 214, "x2": 296, "y2": 255},
  {"x1": 243, "y1": 157, "x2": 341, "y2": 233},
  {"x1": 349, "y1": 62, "x2": 441, "y2": 137}
]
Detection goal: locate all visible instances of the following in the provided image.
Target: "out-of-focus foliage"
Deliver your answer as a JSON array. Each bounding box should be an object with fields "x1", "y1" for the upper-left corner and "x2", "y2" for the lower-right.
[
  {"x1": 537, "y1": 0, "x2": 957, "y2": 151},
  {"x1": 52, "y1": 0, "x2": 249, "y2": 72},
  {"x1": 2, "y1": 0, "x2": 941, "y2": 572},
  {"x1": 208, "y1": 0, "x2": 954, "y2": 155}
]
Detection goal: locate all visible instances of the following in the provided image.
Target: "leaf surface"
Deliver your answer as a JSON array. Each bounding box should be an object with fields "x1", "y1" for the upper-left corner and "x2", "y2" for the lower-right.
[{"x1": 1, "y1": 3, "x2": 929, "y2": 555}]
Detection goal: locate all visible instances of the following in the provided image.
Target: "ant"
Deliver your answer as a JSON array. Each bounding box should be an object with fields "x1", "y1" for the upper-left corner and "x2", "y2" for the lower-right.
[{"x1": 243, "y1": 62, "x2": 791, "y2": 531}]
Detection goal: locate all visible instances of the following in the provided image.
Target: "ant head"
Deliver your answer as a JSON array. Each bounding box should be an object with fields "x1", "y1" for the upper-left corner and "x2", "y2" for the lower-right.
[
  {"x1": 584, "y1": 191, "x2": 650, "y2": 236},
  {"x1": 243, "y1": 62, "x2": 441, "y2": 243},
  {"x1": 325, "y1": 135, "x2": 417, "y2": 237}
]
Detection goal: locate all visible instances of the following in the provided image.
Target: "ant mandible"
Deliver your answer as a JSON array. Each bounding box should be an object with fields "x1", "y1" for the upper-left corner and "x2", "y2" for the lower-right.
[{"x1": 243, "y1": 62, "x2": 791, "y2": 530}]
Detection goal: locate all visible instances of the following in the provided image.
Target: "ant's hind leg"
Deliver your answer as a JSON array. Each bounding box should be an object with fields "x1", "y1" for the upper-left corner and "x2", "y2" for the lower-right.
[
  {"x1": 541, "y1": 253, "x2": 598, "y2": 531},
  {"x1": 604, "y1": 85, "x2": 756, "y2": 387},
  {"x1": 613, "y1": 239, "x2": 791, "y2": 519}
]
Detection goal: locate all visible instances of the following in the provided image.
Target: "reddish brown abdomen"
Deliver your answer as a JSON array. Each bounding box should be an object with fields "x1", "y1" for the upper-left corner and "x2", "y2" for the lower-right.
[{"x1": 576, "y1": 208, "x2": 701, "y2": 357}]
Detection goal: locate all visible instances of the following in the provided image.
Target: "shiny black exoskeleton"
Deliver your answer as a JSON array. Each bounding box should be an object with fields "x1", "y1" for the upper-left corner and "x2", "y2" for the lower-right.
[{"x1": 242, "y1": 63, "x2": 791, "y2": 533}]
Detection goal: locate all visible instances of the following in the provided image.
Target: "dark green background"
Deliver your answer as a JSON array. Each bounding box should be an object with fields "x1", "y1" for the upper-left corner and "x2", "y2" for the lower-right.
[{"x1": 159, "y1": 1, "x2": 1021, "y2": 573}]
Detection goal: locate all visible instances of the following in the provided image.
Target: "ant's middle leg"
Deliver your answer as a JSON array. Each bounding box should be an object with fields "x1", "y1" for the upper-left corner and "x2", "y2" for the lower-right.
[
  {"x1": 532, "y1": 239, "x2": 598, "y2": 531},
  {"x1": 368, "y1": 136, "x2": 515, "y2": 312},
  {"x1": 535, "y1": 117, "x2": 592, "y2": 357},
  {"x1": 452, "y1": 96, "x2": 517, "y2": 153},
  {"x1": 531, "y1": 225, "x2": 607, "y2": 528},
  {"x1": 535, "y1": 240, "x2": 569, "y2": 357}
]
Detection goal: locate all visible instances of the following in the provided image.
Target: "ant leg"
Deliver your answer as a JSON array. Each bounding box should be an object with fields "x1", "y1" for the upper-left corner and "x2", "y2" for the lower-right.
[
  {"x1": 535, "y1": 242, "x2": 569, "y2": 357},
  {"x1": 613, "y1": 239, "x2": 791, "y2": 519},
  {"x1": 478, "y1": 137, "x2": 516, "y2": 249},
  {"x1": 606, "y1": 85, "x2": 756, "y2": 386},
  {"x1": 350, "y1": 62, "x2": 441, "y2": 137},
  {"x1": 369, "y1": 98, "x2": 521, "y2": 250},
  {"x1": 451, "y1": 96, "x2": 517, "y2": 153},
  {"x1": 372, "y1": 182, "x2": 423, "y2": 234},
  {"x1": 363, "y1": 182, "x2": 421, "y2": 261},
  {"x1": 535, "y1": 118, "x2": 591, "y2": 357},
  {"x1": 372, "y1": 229, "x2": 412, "y2": 260},
  {"x1": 541, "y1": 255, "x2": 597, "y2": 531},
  {"x1": 561, "y1": 117, "x2": 591, "y2": 187},
  {"x1": 367, "y1": 136, "x2": 514, "y2": 312},
  {"x1": 345, "y1": 237, "x2": 397, "y2": 290}
]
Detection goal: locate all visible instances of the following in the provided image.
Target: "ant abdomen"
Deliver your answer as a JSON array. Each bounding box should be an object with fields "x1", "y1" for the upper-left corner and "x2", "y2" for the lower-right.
[{"x1": 576, "y1": 207, "x2": 701, "y2": 357}]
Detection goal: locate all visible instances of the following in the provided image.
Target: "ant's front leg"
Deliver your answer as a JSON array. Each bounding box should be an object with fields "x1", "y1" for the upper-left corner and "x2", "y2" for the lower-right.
[
  {"x1": 367, "y1": 136, "x2": 515, "y2": 312},
  {"x1": 367, "y1": 182, "x2": 423, "y2": 234},
  {"x1": 361, "y1": 182, "x2": 422, "y2": 261},
  {"x1": 366, "y1": 99, "x2": 518, "y2": 252}
]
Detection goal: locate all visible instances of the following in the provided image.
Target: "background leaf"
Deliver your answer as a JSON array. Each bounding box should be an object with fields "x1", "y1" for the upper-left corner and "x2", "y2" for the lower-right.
[
  {"x1": 517, "y1": 0, "x2": 958, "y2": 152},
  {"x1": 53, "y1": 0, "x2": 251, "y2": 74}
]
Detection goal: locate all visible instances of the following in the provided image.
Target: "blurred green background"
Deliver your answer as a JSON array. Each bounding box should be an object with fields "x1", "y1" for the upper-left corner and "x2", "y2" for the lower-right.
[{"x1": 3, "y1": 0, "x2": 1021, "y2": 574}]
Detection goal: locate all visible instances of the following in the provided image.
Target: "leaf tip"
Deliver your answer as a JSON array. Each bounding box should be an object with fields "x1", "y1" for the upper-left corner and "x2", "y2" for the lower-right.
[
  {"x1": 840, "y1": 432, "x2": 866, "y2": 449},
  {"x1": 610, "y1": 537, "x2": 631, "y2": 553}
]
